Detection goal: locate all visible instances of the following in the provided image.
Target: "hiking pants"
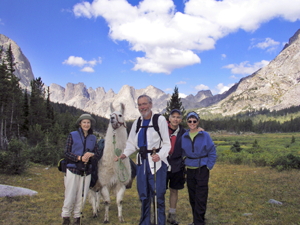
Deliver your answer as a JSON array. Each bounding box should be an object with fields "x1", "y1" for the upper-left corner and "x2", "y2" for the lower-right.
[
  {"x1": 137, "y1": 158, "x2": 167, "y2": 225},
  {"x1": 61, "y1": 169, "x2": 91, "y2": 218},
  {"x1": 186, "y1": 166, "x2": 210, "y2": 225}
]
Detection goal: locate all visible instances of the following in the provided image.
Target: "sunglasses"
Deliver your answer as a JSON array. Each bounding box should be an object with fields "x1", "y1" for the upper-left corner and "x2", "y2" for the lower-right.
[{"x1": 187, "y1": 120, "x2": 197, "y2": 124}]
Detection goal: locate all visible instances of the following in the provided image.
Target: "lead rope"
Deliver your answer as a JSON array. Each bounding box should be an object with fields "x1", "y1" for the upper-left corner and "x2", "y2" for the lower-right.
[{"x1": 113, "y1": 132, "x2": 129, "y2": 182}]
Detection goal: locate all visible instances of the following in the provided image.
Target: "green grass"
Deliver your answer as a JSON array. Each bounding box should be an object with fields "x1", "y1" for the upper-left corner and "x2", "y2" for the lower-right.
[
  {"x1": 1, "y1": 162, "x2": 300, "y2": 225},
  {"x1": 1, "y1": 133, "x2": 300, "y2": 224},
  {"x1": 213, "y1": 132, "x2": 300, "y2": 169}
]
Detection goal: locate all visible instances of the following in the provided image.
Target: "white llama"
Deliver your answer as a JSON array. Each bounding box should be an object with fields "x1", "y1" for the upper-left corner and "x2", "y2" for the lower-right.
[{"x1": 89, "y1": 103, "x2": 132, "y2": 223}]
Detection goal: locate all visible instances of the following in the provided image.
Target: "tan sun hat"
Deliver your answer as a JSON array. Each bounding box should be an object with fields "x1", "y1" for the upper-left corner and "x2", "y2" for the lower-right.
[{"x1": 76, "y1": 114, "x2": 96, "y2": 126}]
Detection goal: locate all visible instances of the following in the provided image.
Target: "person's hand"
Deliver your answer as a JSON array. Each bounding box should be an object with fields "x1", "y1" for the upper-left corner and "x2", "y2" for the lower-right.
[
  {"x1": 118, "y1": 154, "x2": 127, "y2": 160},
  {"x1": 82, "y1": 152, "x2": 94, "y2": 163},
  {"x1": 198, "y1": 127, "x2": 204, "y2": 132},
  {"x1": 151, "y1": 153, "x2": 160, "y2": 162}
]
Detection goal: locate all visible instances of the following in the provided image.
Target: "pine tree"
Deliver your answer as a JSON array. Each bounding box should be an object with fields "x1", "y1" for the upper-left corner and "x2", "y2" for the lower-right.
[
  {"x1": 29, "y1": 77, "x2": 47, "y2": 129},
  {"x1": 0, "y1": 50, "x2": 9, "y2": 149},
  {"x1": 0, "y1": 45, "x2": 23, "y2": 148},
  {"x1": 230, "y1": 141, "x2": 243, "y2": 153},
  {"x1": 5, "y1": 44, "x2": 22, "y2": 137},
  {"x1": 46, "y1": 86, "x2": 54, "y2": 125},
  {"x1": 22, "y1": 89, "x2": 30, "y2": 134},
  {"x1": 163, "y1": 86, "x2": 186, "y2": 119}
]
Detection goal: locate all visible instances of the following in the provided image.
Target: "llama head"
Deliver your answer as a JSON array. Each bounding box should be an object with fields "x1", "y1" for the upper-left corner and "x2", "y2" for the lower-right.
[{"x1": 110, "y1": 103, "x2": 126, "y2": 130}]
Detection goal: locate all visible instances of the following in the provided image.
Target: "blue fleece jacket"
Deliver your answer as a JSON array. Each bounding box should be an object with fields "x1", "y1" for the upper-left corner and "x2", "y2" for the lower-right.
[{"x1": 181, "y1": 131, "x2": 217, "y2": 170}]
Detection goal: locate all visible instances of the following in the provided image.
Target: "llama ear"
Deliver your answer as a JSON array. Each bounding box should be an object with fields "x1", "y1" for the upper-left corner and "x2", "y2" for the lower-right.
[
  {"x1": 110, "y1": 103, "x2": 114, "y2": 113},
  {"x1": 120, "y1": 103, "x2": 125, "y2": 114}
]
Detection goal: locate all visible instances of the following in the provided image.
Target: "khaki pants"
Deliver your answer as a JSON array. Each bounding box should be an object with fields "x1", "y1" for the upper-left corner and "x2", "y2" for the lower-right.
[{"x1": 61, "y1": 169, "x2": 91, "y2": 218}]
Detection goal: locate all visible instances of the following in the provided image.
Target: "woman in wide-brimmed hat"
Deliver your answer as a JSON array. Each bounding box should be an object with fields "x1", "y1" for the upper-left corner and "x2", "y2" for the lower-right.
[{"x1": 61, "y1": 114, "x2": 101, "y2": 225}]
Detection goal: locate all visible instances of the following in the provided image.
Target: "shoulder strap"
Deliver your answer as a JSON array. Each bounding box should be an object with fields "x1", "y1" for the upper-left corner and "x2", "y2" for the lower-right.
[
  {"x1": 152, "y1": 114, "x2": 162, "y2": 141},
  {"x1": 135, "y1": 114, "x2": 162, "y2": 141},
  {"x1": 135, "y1": 116, "x2": 142, "y2": 133}
]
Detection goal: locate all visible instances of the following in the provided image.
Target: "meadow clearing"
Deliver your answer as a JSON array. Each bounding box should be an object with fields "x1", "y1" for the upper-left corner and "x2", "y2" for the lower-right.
[{"x1": 0, "y1": 132, "x2": 300, "y2": 225}]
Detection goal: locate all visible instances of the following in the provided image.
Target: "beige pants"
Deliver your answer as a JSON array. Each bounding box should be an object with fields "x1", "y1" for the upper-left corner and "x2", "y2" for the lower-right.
[{"x1": 61, "y1": 169, "x2": 91, "y2": 218}]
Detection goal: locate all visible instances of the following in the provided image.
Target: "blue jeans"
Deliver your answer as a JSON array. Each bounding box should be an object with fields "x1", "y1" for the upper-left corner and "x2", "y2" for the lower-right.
[{"x1": 137, "y1": 159, "x2": 167, "y2": 225}]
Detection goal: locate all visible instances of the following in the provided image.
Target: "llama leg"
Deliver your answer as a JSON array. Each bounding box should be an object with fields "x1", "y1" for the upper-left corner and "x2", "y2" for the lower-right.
[
  {"x1": 88, "y1": 189, "x2": 98, "y2": 218},
  {"x1": 96, "y1": 191, "x2": 101, "y2": 215},
  {"x1": 101, "y1": 186, "x2": 111, "y2": 223},
  {"x1": 116, "y1": 184, "x2": 126, "y2": 222}
]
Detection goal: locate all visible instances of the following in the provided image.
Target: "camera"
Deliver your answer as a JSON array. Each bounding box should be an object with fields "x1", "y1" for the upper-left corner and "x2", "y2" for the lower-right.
[{"x1": 139, "y1": 146, "x2": 147, "y2": 160}]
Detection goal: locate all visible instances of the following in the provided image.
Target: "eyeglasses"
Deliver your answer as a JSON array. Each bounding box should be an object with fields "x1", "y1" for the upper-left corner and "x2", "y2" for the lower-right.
[{"x1": 187, "y1": 120, "x2": 197, "y2": 124}]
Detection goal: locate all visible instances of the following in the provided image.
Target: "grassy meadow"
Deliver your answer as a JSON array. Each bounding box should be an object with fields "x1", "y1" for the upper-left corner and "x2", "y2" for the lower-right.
[{"x1": 1, "y1": 133, "x2": 300, "y2": 225}]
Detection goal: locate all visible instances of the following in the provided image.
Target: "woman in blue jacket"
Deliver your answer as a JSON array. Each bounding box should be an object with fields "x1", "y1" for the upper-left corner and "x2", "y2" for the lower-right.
[
  {"x1": 181, "y1": 112, "x2": 217, "y2": 225},
  {"x1": 61, "y1": 114, "x2": 101, "y2": 225}
]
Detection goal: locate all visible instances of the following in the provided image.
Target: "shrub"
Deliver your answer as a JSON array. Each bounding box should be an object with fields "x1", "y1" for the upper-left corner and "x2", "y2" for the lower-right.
[
  {"x1": 29, "y1": 143, "x2": 63, "y2": 166},
  {"x1": 271, "y1": 153, "x2": 300, "y2": 171},
  {"x1": 0, "y1": 139, "x2": 29, "y2": 174},
  {"x1": 252, "y1": 153, "x2": 268, "y2": 167},
  {"x1": 230, "y1": 141, "x2": 243, "y2": 153}
]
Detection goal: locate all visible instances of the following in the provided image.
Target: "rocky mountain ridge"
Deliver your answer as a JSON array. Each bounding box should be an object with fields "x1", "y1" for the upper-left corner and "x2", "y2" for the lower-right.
[
  {"x1": 197, "y1": 29, "x2": 300, "y2": 116},
  {"x1": 2, "y1": 29, "x2": 300, "y2": 120},
  {"x1": 0, "y1": 34, "x2": 34, "y2": 90}
]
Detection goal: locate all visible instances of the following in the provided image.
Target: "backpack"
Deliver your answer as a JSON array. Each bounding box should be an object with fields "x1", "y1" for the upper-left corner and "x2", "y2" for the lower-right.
[
  {"x1": 135, "y1": 114, "x2": 162, "y2": 141},
  {"x1": 90, "y1": 139, "x2": 105, "y2": 188}
]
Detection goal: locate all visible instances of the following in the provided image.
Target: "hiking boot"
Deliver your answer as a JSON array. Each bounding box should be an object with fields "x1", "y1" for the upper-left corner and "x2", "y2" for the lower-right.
[
  {"x1": 167, "y1": 213, "x2": 179, "y2": 225},
  {"x1": 73, "y1": 217, "x2": 81, "y2": 225},
  {"x1": 62, "y1": 217, "x2": 70, "y2": 225}
]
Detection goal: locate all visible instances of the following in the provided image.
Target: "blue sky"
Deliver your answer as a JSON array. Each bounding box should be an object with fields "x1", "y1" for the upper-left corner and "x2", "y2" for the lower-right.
[{"x1": 1, "y1": 0, "x2": 300, "y2": 97}]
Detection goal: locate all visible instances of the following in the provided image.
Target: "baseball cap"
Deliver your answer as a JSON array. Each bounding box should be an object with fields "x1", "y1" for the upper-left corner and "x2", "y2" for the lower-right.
[{"x1": 170, "y1": 109, "x2": 182, "y2": 115}]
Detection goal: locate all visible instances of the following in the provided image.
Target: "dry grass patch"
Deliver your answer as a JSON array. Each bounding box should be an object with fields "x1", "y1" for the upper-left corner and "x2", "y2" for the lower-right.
[{"x1": 1, "y1": 163, "x2": 300, "y2": 225}]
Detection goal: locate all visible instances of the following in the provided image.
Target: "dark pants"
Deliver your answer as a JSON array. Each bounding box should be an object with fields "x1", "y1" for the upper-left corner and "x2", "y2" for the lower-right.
[
  {"x1": 186, "y1": 166, "x2": 210, "y2": 225},
  {"x1": 137, "y1": 159, "x2": 167, "y2": 225}
]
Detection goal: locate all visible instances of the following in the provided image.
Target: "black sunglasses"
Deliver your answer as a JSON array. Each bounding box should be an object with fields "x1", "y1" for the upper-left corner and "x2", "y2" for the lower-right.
[{"x1": 187, "y1": 120, "x2": 197, "y2": 124}]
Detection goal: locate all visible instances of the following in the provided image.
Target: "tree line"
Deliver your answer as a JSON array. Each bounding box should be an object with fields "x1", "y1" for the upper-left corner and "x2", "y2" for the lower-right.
[
  {"x1": 0, "y1": 44, "x2": 108, "y2": 174},
  {"x1": 200, "y1": 111, "x2": 300, "y2": 133},
  {"x1": 1, "y1": 44, "x2": 300, "y2": 174}
]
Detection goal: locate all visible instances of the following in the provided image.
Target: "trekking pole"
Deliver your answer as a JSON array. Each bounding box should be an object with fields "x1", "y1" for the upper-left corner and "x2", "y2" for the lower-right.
[
  {"x1": 80, "y1": 162, "x2": 87, "y2": 225},
  {"x1": 153, "y1": 148, "x2": 158, "y2": 225}
]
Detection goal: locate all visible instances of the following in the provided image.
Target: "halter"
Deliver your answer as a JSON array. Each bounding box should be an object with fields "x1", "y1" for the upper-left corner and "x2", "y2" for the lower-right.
[{"x1": 110, "y1": 112, "x2": 127, "y2": 130}]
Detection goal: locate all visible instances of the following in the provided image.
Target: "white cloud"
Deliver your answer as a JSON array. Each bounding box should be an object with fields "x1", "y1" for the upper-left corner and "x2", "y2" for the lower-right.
[
  {"x1": 63, "y1": 56, "x2": 101, "y2": 72},
  {"x1": 195, "y1": 84, "x2": 209, "y2": 91},
  {"x1": 223, "y1": 60, "x2": 270, "y2": 75},
  {"x1": 221, "y1": 54, "x2": 226, "y2": 60},
  {"x1": 176, "y1": 81, "x2": 187, "y2": 84},
  {"x1": 179, "y1": 93, "x2": 187, "y2": 98},
  {"x1": 216, "y1": 83, "x2": 235, "y2": 94},
  {"x1": 63, "y1": 56, "x2": 87, "y2": 67},
  {"x1": 81, "y1": 67, "x2": 95, "y2": 72},
  {"x1": 73, "y1": 0, "x2": 300, "y2": 74},
  {"x1": 250, "y1": 38, "x2": 280, "y2": 52}
]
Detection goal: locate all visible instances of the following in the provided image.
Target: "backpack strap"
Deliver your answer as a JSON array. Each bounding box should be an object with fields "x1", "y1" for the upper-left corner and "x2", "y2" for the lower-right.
[
  {"x1": 135, "y1": 116, "x2": 142, "y2": 133},
  {"x1": 151, "y1": 114, "x2": 162, "y2": 141},
  {"x1": 135, "y1": 114, "x2": 162, "y2": 141}
]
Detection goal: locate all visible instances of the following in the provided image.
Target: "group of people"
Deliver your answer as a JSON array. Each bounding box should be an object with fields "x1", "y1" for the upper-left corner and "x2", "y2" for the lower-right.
[{"x1": 61, "y1": 94, "x2": 217, "y2": 225}]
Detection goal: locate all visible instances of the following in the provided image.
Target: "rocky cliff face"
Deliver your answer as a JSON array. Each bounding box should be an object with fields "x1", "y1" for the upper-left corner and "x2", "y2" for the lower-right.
[
  {"x1": 0, "y1": 34, "x2": 35, "y2": 90},
  {"x1": 198, "y1": 29, "x2": 300, "y2": 116},
  {"x1": 50, "y1": 83, "x2": 171, "y2": 120},
  {"x1": 3, "y1": 29, "x2": 300, "y2": 120}
]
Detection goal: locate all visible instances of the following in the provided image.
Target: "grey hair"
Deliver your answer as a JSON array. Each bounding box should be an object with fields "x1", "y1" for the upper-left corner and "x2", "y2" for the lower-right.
[{"x1": 137, "y1": 94, "x2": 152, "y2": 104}]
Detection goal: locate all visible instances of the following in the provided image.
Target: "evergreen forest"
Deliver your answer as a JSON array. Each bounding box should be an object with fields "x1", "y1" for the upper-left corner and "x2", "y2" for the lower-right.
[
  {"x1": 0, "y1": 44, "x2": 108, "y2": 174},
  {"x1": 1, "y1": 45, "x2": 300, "y2": 175}
]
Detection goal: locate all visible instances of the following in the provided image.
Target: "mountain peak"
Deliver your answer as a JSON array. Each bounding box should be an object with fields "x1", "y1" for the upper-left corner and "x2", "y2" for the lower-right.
[{"x1": 0, "y1": 34, "x2": 35, "y2": 89}]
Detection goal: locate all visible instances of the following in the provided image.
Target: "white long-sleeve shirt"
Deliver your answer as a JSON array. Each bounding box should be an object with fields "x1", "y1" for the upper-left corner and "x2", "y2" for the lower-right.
[{"x1": 124, "y1": 113, "x2": 171, "y2": 174}]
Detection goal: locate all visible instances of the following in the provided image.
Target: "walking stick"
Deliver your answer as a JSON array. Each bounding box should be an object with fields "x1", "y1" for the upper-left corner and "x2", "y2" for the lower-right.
[
  {"x1": 152, "y1": 149, "x2": 158, "y2": 225},
  {"x1": 80, "y1": 162, "x2": 87, "y2": 225}
]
